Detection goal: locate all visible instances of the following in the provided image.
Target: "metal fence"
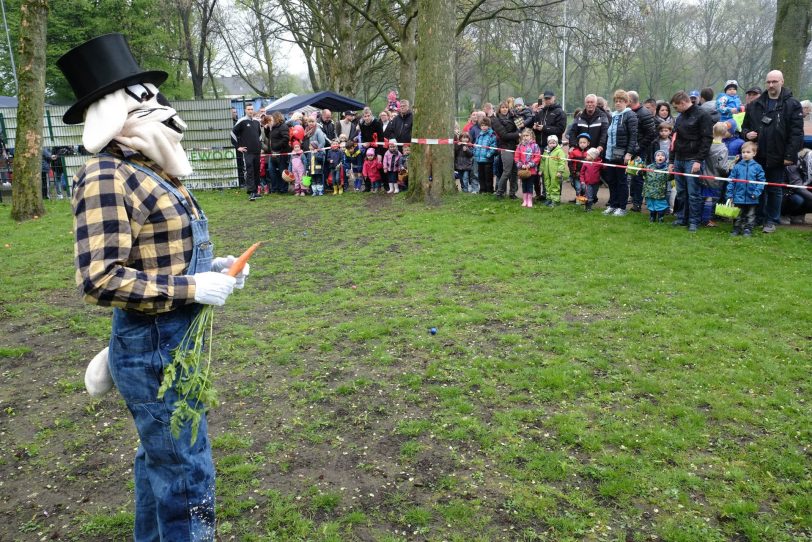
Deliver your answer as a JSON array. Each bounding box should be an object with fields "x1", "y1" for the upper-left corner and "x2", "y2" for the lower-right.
[{"x1": 0, "y1": 98, "x2": 239, "y2": 191}]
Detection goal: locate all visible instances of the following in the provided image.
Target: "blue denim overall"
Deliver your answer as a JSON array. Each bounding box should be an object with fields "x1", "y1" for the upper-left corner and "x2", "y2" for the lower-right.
[{"x1": 108, "y1": 160, "x2": 215, "y2": 542}]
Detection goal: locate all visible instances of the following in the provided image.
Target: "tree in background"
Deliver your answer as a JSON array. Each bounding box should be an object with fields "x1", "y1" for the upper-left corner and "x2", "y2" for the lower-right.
[
  {"x1": 10, "y1": 0, "x2": 47, "y2": 221},
  {"x1": 407, "y1": 0, "x2": 455, "y2": 203},
  {"x1": 770, "y1": 0, "x2": 812, "y2": 93}
]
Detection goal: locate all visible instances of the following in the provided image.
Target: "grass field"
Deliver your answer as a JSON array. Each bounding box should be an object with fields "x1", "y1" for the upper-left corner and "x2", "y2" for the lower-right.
[{"x1": 0, "y1": 190, "x2": 810, "y2": 542}]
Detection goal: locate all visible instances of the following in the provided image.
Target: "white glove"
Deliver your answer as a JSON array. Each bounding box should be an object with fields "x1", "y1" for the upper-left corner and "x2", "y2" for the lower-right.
[
  {"x1": 193, "y1": 272, "x2": 236, "y2": 306},
  {"x1": 85, "y1": 346, "x2": 114, "y2": 397},
  {"x1": 210, "y1": 255, "x2": 250, "y2": 289}
]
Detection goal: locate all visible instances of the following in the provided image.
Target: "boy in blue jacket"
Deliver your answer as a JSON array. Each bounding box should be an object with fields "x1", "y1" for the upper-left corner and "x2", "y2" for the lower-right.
[
  {"x1": 473, "y1": 117, "x2": 498, "y2": 193},
  {"x1": 726, "y1": 142, "x2": 765, "y2": 237}
]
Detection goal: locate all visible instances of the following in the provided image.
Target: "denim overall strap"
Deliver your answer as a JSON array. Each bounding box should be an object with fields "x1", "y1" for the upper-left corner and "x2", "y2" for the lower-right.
[
  {"x1": 107, "y1": 156, "x2": 216, "y2": 542},
  {"x1": 124, "y1": 159, "x2": 213, "y2": 274}
]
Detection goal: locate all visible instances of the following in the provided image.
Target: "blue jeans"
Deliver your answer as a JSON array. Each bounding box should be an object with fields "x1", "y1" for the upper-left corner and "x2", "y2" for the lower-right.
[
  {"x1": 672, "y1": 160, "x2": 704, "y2": 226},
  {"x1": 759, "y1": 165, "x2": 784, "y2": 226},
  {"x1": 456, "y1": 170, "x2": 470, "y2": 192}
]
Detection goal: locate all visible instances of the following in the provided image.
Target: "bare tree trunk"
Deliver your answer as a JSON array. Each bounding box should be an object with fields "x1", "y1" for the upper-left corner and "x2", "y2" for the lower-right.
[
  {"x1": 407, "y1": 0, "x2": 455, "y2": 204},
  {"x1": 11, "y1": 0, "x2": 47, "y2": 221},
  {"x1": 770, "y1": 0, "x2": 812, "y2": 93},
  {"x1": 399, "y1": 22, "x2": 417, "y2": 102}
]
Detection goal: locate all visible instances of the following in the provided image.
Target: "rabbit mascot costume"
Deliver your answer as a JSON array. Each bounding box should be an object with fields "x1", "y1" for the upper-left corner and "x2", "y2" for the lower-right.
[{"x1": 59, "y1": 34, "x2": 249, "y2": 542}]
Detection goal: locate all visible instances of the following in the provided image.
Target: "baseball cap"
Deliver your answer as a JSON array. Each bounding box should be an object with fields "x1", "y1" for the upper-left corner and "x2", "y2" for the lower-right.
[
  {"x1": 515, "y1": 97, "x2": 525, "y2": 106},
  {"x1": 343, "y1": 110, "x2": 356, "y2": 117},
  {"x1": 724, "y1": 79, "x2": 738, "y2": 91},
  {"x1": 689, "y1": 90, "x2": 700, "y2": 98},
  {"x1": 746, "y1": 86, "x2": 762, "y2": 95},
  {"x1": 543, "y1": 90, "x2": 555, "y2": 98}
]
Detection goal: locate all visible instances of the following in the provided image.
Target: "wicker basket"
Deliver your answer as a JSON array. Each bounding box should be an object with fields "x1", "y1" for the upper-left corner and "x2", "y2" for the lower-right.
[
  {"x1": 517, "y1": 168, "x2": 532, "y2": 179},
  {"x1": 282, "y1": 170, "x2": 294, "y2": 183}
]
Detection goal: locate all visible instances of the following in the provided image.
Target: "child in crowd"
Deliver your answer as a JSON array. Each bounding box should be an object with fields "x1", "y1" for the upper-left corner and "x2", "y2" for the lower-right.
[
  {"x1": 362, "y1": 147, "x2": 383, "y2": 192},
  {"x1": 568, "y1": 133, "x2": 591, "y2": 203},
  {"x1": 514, "y1": 128, "x2": 542, "y2": 208},
  {"x1": 702, "y1": 122, "x2": 731, "y2": 227},
  {"x1": 383, "y1": 139, "x2": 403, "y2": 194},
  {"x1": 343, "y1": 139, "x2": 363, "y2": 191},
  {"x1": 541, "y1": 134, "x2": 567, "y2": 207},
  {"x1": 643, "y1": 150, "x2": 670, "y2": 222},
  {"x1": 578, "y1": 148, "x2": 603, "y2": 211},
  {"x1": 399, "y1": 144, "x2": 410, "y2": 190},
  {"x1": 387, "y1": 90, "x2": 400, "y2": 112},
  {"x1": 649, "y1": 122, "x2": 674, "y2": 212},
  {"x1": 455, "y1": 132, "x2": 474, "y2": 192},
  {"x1": 290, "y1": 141, "x2": 306, "y2": 196},
  {"x1": 716, "y1": 80, "x2": 742, "y2": 123},
  {"x1": 306, "y1": 140, "x2": 326, "y2": 196},
  {"x1": 723, "y1": 119, "x2": 744, "y2": 165},
  {"x1": 726, "y1": 142, "x2": 765, "y2": 237},
  {"x1": 473, "y1": 117, "x2": 497, "y2": 193},
  {"x1": 327, "y1": 139, "x2": 344, "y2": 194}
]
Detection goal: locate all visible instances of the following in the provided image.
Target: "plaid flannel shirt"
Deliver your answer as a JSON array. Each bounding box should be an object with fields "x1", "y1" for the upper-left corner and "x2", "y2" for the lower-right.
[{"x1": 72, "y1": 144, "x2": 197, "y2": 314}]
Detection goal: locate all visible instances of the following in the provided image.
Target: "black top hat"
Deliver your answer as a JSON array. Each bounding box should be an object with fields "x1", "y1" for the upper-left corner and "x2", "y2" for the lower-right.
[{"x1": 57, "y1": 33, "x2": 168, "y2": 124}]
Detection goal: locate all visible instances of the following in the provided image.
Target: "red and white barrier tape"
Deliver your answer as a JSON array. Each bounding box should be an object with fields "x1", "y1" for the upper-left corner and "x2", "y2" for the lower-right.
[{"x1": 407, "y1": 137, "x2": 811, "y2": 191}]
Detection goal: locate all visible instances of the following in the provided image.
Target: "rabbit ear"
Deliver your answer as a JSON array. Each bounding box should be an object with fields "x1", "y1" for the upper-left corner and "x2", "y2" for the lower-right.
[{"x1": 82, "y1": 89, "x2": 129, "y2": 153}]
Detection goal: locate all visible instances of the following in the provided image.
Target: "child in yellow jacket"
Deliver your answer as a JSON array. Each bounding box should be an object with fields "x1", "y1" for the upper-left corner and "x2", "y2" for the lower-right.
[{"x1": 541, "y1": 135, "x2": 568, "y2": 207}]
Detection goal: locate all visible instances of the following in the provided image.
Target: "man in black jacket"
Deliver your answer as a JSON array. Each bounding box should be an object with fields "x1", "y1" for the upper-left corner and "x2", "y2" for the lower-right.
[
  {"x1": 319, "y1": 109, "x2": 337, "y2": 141},
  {"x1": 628, "y1": 91, "x2": 657, "y2": 211},
  {"x1": 533, "y1": 90, "x2": 567, "y2": 147},
  {"x1": 231, "y1": 103, "x2": 262, "y2": 200},
  {"x1": 567, "y1": 94, "x2": 608, "y2": 155},
  {"x1": 741, "y1": 70, "x2": 804, "y2": 232},
  {"x1": 390, "y1": 100, "x2": 413, "y2": 145},
  {"x1": 670, "y1": 91, "x2": 714, "y2": 232}
]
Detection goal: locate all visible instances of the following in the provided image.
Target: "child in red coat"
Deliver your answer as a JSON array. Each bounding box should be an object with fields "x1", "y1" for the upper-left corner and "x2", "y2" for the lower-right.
[
  {"x1": 362, "y1": 147, "x2": 384, "y2": 192},
  {"x1": 578, "y1": 147, "x2": 603, "y2": 211},
  {"x1": 568, "y1": 133, "x2": 591, "y2": 203}
]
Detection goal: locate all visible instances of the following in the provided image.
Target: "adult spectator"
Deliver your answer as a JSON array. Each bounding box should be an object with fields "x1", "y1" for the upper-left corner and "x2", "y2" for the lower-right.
[
  {"x1": 670, "y1": 90, "x2": 714, "y2": 232},
  {"x1": 303, "y1": 115, "x2": 327, "y2": 152},
  {"x1": 654, "y1": 102, "x2": 674, "y2": 127},
  {"x1": 596, "y1": 96, "x2": 610, "y2": 115},
  {"x1": 483, "y1": 102, "x2": 495, "y2": 119},
  {"x1": 801, "y1": 100, "x2": 812, "y2": 149},
  {"x1": 602, "y1": 89, "x2": 638, "y2": 216},
  {"x1": 628, "y1": 90, "x2": 657, "y2": 211},
  {"x1": 232, "y1": 103, "x2": 263, "y2": 200},
  {"x1": 319, "y1": 109, "x2": 337, "y2": 141},
  {"x1": 689, "y1": 90, "x2": 700, "y2": 106},
  {"x1": 358, "y1": 106, "x2": 384, "y2": 156},
  {"x1": 643, "y1": 98, "x2": 657, "y2": 116},
  {"x1": 533, "y1": 90, "x2": 567, "y2": 147},
  {"x1": 339, "y1": 110, "x2": 359, "y2": 141},
  {"x1": 781, "y1": 148, "x2": 811, "y2": 222},
  {"x1": 741, "y1": 69, "x2": 804, "y2": 232},
  {"x1": 699, "y1": 87, "x2": 720, "y2": 123},
  {"x1": 568, "y1": 94, "x2": 609, "y2": 155},
  {"x1": 380, "y1": 110, "x2": 396, "y2": 141},
  {"x1": 390, "y1": 99, "x2": 413, "y2": 145},
  {"x1": 41, "y1": 147, "x2": 53, "y2": 199},
  {"x1": 744, "y1": 86, "x2": 762, "y2": 106},
  {"x1": 492, "y1": 101, "x2": 520, "y2": 198},
  {"x1": 268, "y1": 111, "x2": 291, "y2": 194},
  {"x1": 232, "y1": 107, "x2": 245, "y2": 187}
]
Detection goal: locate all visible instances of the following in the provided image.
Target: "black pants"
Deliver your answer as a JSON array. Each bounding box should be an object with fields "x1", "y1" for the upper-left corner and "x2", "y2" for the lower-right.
[
  {"x1": 269, "y1": 156, "x2": 289, "y2": 194},
  {"x1": 478, "y1": 161, "x2": 494, "y2": 193},
  {"x1": 783, "y1": 188, "x2": 812, "y2": 216},
  {"x1": 242, "y1": 152, "x2": 260, "y2": 194},
  {"x1": 604, "y1": 160, "x2": 628, "y2": 209},
  {"x1": 630, "y1": 172, "x2": 644, "y2": 208},
  {"x1": 236, "y1": 152, "x2": 245, "y2": 188}
]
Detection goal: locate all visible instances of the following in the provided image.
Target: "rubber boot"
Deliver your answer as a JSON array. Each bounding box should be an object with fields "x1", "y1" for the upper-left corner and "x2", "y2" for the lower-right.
[
  {"x1": 527, "y1": 193, "x2": 533, "y2": 208},
  {"x1": 521, "y1": 193, "x2": 528, "y2": 207}
]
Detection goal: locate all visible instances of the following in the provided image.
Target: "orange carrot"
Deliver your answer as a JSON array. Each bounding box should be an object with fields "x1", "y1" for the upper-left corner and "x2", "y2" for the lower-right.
[{"x1": 227, "y1": 242, "x2": 261, "y2": 277}]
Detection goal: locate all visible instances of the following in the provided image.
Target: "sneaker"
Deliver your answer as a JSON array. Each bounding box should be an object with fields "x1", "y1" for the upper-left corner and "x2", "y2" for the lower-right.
[
  {"x1": 731, "y1": 229, "x2": 740, "y2": 236},
  {"x1": 603, "y1": 207, "x2": 616, "y2": 215},
  {"x1": 762, "y1": 224, "x2": 776, "y2": 233},
  {"x1": 779, "y1": 216, "x2": 791, "y2": 225},
  {"x1": 584, "y1": 206, "x2": 593, "y2": 212},
  {"x1": 613, "y1": 208, "x2": 627, "y2": 216},
  {"x1": 248, "y1": 193, "x2": 256, "y2": 201},
  {"x1": 672, "y1": 220, "x2": 685, "y2": 227},
  {"x1": 545, "y1": 200, "x2": 555, "y2": 208},
  {"x1": 688, "y1": 224, "x2": 698, "y2": 233},
  {"x1": 743, "y1": 229, "x2": 752, "y2": 237}
]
